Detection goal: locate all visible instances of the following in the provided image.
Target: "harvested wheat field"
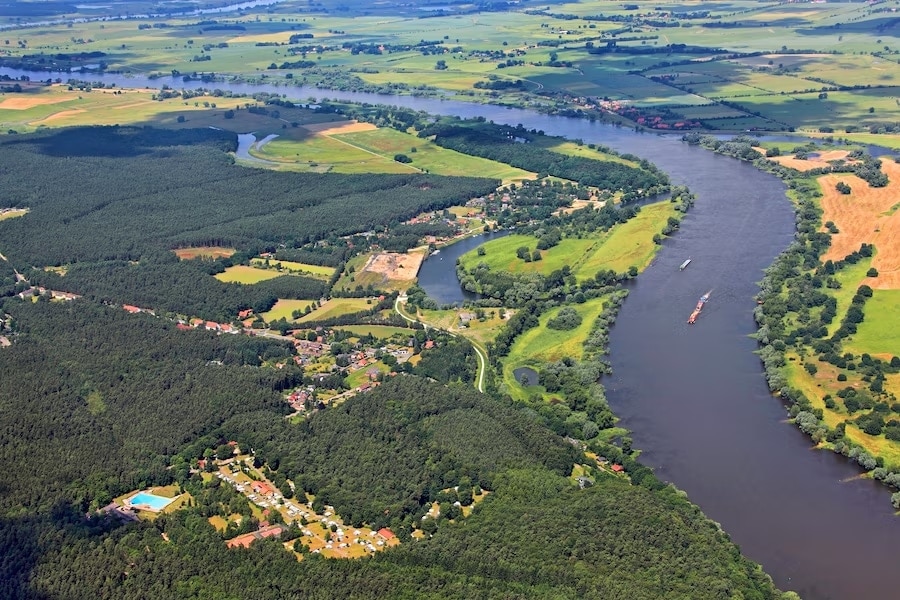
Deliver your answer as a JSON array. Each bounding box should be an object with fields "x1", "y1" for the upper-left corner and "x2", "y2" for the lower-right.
[
  {"x1": 0, "y1": 95, "x2": 71, "y2": 110},
  {"x1": 767, "y1": 150, "x2": 855, "y2": 172},
  {"x1": 303, "y1": 120, "x2": 377, "y2": 135},
  {"x1": 819, "y1": 159, "x2": 900, "y2": 289},
  {"x1": 362, "y1": 251, "x2": 425, "y2": 282}
]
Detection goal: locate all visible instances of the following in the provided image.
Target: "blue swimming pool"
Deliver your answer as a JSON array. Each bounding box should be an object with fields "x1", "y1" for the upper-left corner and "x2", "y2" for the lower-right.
[{"x1": 128, "y1": 491, "x2": 175, "y2": 511}]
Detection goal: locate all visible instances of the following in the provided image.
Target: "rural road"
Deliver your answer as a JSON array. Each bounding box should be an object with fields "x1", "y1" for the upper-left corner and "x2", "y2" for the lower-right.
[{"x1": 394, "y1": 296, "x2": 487, "y2": 393}]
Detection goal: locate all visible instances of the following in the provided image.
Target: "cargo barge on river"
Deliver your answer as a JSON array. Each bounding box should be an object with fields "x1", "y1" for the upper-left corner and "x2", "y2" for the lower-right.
[{"x1": 687, "y1": 290, "x2": 711, "y2": 324}]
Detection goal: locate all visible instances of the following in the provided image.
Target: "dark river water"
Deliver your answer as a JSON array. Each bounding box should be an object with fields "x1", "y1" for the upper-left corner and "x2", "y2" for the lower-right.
[{"x1": 3, "y1": 66, "x2": 900, "y2": 598}]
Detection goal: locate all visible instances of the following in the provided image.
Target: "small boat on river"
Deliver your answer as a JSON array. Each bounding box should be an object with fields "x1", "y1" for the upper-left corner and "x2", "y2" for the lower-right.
[{"x1": 679, "y1": 258, "x2": 692, "y2": 271}]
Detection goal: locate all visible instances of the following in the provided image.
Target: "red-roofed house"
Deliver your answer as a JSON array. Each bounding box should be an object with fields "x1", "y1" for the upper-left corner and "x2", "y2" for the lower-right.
[
  {"x1": 122, "y1": 305, "x2": 141, "y2": 314},
  {"x1": 176, "y1": 323, "x2": 192, "y2": 331},
  {"x1": 251, "y1": 481, "x2": 275, "y2": 496},
  {"x1": 226, "y1": 524, "x2": 285, "y2": 549},
  {"x1": 204, "y1": 321, "x2": 219, "y2": 331},
  {"x1": 238, "y1": 309, "x2": 253, "y2": 319},
  {"x1": 377, "y1": 527, "x2": 396, "y2": 540},
  {"x1": 611, "y1": 464, "x2": 625, "y2": 473}
]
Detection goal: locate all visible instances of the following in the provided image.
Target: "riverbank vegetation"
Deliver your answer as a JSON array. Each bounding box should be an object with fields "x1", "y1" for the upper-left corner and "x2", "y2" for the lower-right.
[{"x1": 692, "y1": 132, "x2": 900, "y2": 507}]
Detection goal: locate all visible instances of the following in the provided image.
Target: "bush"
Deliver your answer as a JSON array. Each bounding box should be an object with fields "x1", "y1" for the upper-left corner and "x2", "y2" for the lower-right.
[{"x1": 547, "y1": 307, "x2": 582, "y2": 331}]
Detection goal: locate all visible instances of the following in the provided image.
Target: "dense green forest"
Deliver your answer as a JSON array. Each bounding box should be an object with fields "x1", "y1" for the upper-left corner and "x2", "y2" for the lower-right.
[
  {"x1": 0, "y1": 334, "x2": 786, "y2": 599},
  {"x1": 31, "y1": 259, "x2": 326, "y2": 321},
  {"x1": 0, "y1": 126, "x2": 496, "y2": 318},
  {"x1": 0, "y1": 126, "x2": 498, "y2": 266},
  {"x1": 417, "y1": 117, "x2": 668, "y2": 198},
  {"x1": 0, "y1": 300, "x2": 293, "y2": 514}
]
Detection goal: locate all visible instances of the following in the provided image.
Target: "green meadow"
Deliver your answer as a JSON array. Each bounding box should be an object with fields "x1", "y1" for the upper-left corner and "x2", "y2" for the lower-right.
[
  {"x1": 261, "y1": 299, "x2": 317, "y2": 323},
  {"x1": 459, "y1": 234, "x2": 595, "y2": 276},
  {"x1": 847, "y1": 290, "x2": 900, "y2": 358},
  {"x1": 297, "y1": 298, "x2": 373, "y2": 323},
  {"x1": 502, "y1": 297, "x2": 607, "y2": 401},
  {"x1": 572, "y1": 201, "x2": 678, "y2": 279},
  {"x1": 333, "y1": 325, "x2": 413, "y2": 339},
  {"x1": 334, "y1": 128, "x2": 534, "y2": 182},
  {"x1": 250, "y1": 259, "x2": 334, "y2": 279}
]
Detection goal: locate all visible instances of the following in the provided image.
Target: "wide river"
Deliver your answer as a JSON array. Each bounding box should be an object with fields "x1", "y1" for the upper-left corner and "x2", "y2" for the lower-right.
[{"x1": 4, "y1": 67, "x2": 900, "y2": 598}]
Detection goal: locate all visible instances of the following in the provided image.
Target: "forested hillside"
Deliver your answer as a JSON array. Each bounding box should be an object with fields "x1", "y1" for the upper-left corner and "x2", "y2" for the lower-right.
[{"x1": 0, "y1": 300, "x2": 292, "y2": 513}]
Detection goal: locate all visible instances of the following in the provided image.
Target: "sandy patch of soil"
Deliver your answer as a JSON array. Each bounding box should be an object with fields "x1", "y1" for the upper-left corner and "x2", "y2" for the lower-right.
[
  {"x1": 766, "y1": 149, "x2": 855, "y2": 172},
  {"x1": 361, "y1": 251, "x2": 425, "y2": 282},
  {"x1": 173, "y1": 246, "x2": 237, "y2": 260},
  {"x1": 819, "y1": 160, "x2": 900, "y2": 289},
  {"x1": 303, "y1": 120, "x2": 377, "y2": 135},
  {"x1": 0, "y1": 95, "x2": 71, "y2": 110}
]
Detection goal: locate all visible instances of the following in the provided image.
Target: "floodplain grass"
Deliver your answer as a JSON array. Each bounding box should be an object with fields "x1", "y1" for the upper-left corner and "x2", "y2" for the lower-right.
[
  {"x1": 573, "y1": 201, "x2": 679, "y2": 279},
  {"x1": 458, "y1": 234, "x2": 596, "y2": 276},
  {"x1": 333, "y1": 127, "x2": 534, "y2": 182},
  {"x1": 824, "y1": 258, "x2": 872, "y2": 337},
  {"x1": 846, "y1": 290, "x2": 900, "y2": 358},
  {"x1": 214, "y1": 265, "x2": 286, "y2": 284},
  {"x1": 261, "y1": 299, "x2": 318, "y2": 323},
  {"x1": 250, "y1": 258, "x2": 334, "y2": 279},
  {"x1": 501, "y1": 297, "x2": 607, "y2": 401},
  {"x1": 297, "y1": 298, "x2": 373, "y2": 323}
]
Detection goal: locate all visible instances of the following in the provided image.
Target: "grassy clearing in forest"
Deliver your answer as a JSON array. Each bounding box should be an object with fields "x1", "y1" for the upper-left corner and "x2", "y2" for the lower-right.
[
  {"x1": 214, "y1": 265, "x2": 285, "y2": 284},
  {"x1": 297, "y1": 298, "x2": 373, "y2": 323}
]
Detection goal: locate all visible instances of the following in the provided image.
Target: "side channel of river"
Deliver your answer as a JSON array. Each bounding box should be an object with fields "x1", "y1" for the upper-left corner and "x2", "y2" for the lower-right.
[{"x1": 4, "y1": 66, "x2": 899, "y2": 598}]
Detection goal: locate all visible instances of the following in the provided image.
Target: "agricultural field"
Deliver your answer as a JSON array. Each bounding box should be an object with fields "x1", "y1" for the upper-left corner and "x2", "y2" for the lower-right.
[
  {"x1": 297, "y1": 298, "x2": 373, "y2": 323},
  {"x1": 0, "y1": 83, "x2": 341, "y2": 135},
  {"x1": 0, "y1": 208, "x2": 29, "y2": 221},
  {"x1": 818, "y1": 160, "x2": 900, "y2": 288},
  {"x1": 214, "y1": 265, "x2": 286, "y2": 284},
  {"x1": 334, "y1": 128, "x2": 534, "y2": 182}
]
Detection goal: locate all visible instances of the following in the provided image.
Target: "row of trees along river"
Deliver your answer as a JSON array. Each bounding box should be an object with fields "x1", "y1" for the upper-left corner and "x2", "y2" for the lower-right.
[{"x1": 3, "y1": 66, "x2": 900, "y2": 599}]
